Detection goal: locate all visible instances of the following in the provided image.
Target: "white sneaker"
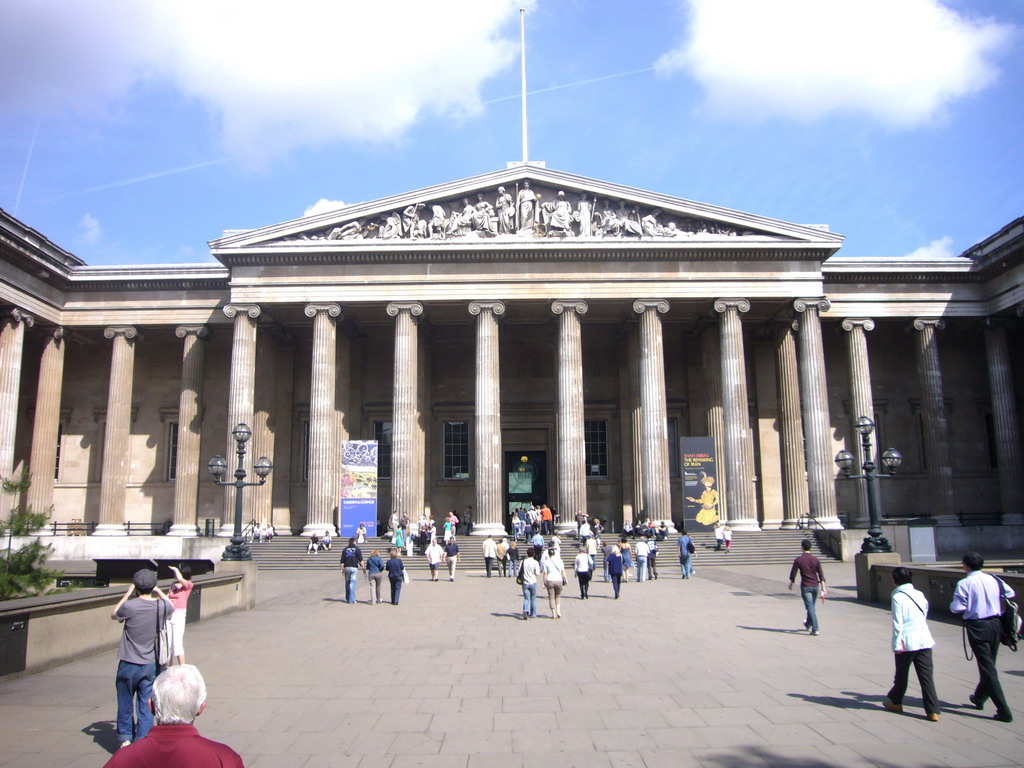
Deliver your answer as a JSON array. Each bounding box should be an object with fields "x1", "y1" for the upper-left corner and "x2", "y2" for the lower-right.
[{"x1": 120, "y1": 741, "x2": 132, "y2": 749}]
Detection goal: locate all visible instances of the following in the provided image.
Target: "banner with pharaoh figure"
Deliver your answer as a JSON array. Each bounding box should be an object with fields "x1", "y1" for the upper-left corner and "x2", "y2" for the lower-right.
[
  {"x1": 340, "y1": 440, "x2": 378, "y2": 539},
  {"x1": 681, "y1": 437, "x2": 720, "y2": 530}
]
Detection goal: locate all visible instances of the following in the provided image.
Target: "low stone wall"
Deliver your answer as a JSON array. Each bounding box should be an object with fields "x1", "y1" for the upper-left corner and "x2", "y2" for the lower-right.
[
  {"x1": 0, "y1": 564, "x2": 256, "y2": 680},
  {"x1": 12, "y1": 534, "x2": 229, "y2": 563},
  {"x1": 831, "y1": 524, "x2": 1024, "y2": 563},
  {"x1": 865, "y1": 562, "x2": 1024, "y2": 618}
]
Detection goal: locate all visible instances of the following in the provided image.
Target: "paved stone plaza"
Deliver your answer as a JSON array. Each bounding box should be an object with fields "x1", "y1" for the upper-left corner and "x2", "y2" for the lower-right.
[{"x1": 0, "y1": 561, "x2": 1021, "y2": 768}]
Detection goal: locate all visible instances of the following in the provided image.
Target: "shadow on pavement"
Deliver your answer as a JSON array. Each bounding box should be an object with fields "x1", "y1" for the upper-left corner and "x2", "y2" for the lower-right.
[
  {"x1": 737, "y1": 625, "x2": 808, "y2": 634},
  {"x1": 82, "y1": 720, "x2": 120, "y2": 755}
]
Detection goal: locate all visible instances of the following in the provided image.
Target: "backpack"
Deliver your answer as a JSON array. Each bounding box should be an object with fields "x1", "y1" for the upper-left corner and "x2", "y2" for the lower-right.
[{"x1": 516, "y1": 561, "x2": 525, "y2": 585}]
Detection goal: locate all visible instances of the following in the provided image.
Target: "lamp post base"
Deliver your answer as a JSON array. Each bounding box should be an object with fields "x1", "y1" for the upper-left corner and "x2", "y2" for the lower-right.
[
  {"x1": 222, "y1": 538, "x2": 252, "y2": 561},
  {"x1": 860, "y1": 533, "x2": 893, "y2": 554}
]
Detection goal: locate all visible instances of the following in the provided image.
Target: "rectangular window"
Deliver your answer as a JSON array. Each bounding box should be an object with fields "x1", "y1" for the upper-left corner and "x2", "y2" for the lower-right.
[
  {"x1": 585, "y1": 420, "x2": 608, "y2": 477},
  {"x1": 667, "y1": 418, "x2": 680, "y2": 478},
  {"x1": 443, "y1": 421, "x2": 470, "y2": 480},
  {"x1": 166, "y1": 421, "x2": 179, "y2": 481},
  {"x1": 374, "y1": 421, "x2": 393, "y2": 479}
]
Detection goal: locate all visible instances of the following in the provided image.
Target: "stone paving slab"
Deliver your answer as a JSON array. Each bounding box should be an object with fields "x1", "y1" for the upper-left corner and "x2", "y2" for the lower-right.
[{"x1": 0, "y1": 562, "x2": 1022, "y2": 767}]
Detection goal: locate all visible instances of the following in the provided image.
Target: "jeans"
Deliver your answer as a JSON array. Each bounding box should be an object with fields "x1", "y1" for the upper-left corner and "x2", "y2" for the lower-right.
[
  {"x1": 509, "y1": 559, "x2": 519, "y2": 578},
  {"x1": 389, "y1": 577, "x2": 403, "y2": 605},
  {"x1": 344, "y1": 567, "x2": 359, "y2": 603},
  {"x1": 602, "y1": 558, "x2": 609, "y2": 582},
  {"x1": 637, "y1": 556, "x2": 648, "y2": 582},
  {"x1": 801, "y1": 586, "x2": 819, "y2": 632},
  {"x1": 679, "y1": 554, "x2": 693, "y2": 578},
  {"x1": 115, "y1": 660, "x2": 156, "y2": 741},
  {"x1": 522, "y1": 582, "x2": 537, "y2": 616}
]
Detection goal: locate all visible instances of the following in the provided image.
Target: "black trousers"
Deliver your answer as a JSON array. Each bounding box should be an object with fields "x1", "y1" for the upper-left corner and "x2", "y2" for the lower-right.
[
  {"x1": 966, "y1": 617, "x2": 1011, "y2": 716},
  {"x1": 887, "y1": 648, "x2": 939, "y2": 715},
  {"x1": 484, "y1": 557, "x2": 494, "y2": 577},
  {"x1": 577, "y1": 571, "x2": 591, "y2": 598}
]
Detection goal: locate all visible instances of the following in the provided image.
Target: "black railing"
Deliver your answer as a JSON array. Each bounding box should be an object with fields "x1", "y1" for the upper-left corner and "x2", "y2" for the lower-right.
[
  {"x1": 48, "y1": 521, "x2": 96, "y2": 536},
  {"x1": 957, "y1": 510, "x2": 1002, "y2": 526}
]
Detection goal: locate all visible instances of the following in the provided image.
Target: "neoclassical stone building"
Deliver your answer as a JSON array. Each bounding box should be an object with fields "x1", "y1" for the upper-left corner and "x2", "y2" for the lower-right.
[{"x1": 1, "y1": 166, "x2": 1021, "y2": 548}]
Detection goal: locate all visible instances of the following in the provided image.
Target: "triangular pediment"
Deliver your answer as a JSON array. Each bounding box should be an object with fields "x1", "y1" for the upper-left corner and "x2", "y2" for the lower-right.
[{"x1": 210, "y1": 166, "x2": 843, "y2": 257}]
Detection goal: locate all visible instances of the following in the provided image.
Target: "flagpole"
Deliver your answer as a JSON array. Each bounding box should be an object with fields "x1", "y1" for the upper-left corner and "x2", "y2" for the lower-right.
[{"x1": 520, "y1": 8, "x2": 528, "y2": 164}]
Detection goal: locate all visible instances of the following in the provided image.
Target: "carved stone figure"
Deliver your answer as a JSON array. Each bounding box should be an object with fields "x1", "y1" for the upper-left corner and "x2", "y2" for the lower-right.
[
  {"x1": 380, "y1": 212, "x2": 403, "y2": 240},
  {"x1": 574, "y1": 193, "x2": 594, "y2": 237},
  {"x1": 326, "y1": 220, "x2": 365, "y2": 240},
  {"x1": 496, "y1": 186, "x2": 515, "y2": 234},
  {"x1": 473, "y1": 193, "x2": 498, "y2": 236},
  {"x1": 546, "y1": 191, "x2": 574, "y2": 236},
  {"x1": 429, "y1": 205, "x2": 448, "y2": 239},
  {"x1": 621, "y1": 204, "x2": 643, "y2": 237},
  {"x1": 517, "y1": 181, "x2": 538, "y2": 232},
  {"x1": 403, "y1": 203, "x2": 426, "y2": 239},
  {"x1": 641, "y1": 209, "x2": 661, "y2": 237}
]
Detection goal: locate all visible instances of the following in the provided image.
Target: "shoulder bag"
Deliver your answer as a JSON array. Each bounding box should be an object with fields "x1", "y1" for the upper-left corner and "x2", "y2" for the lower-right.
[{"x1": 154, "y1": 599, "x2": 172, "y2": 667}]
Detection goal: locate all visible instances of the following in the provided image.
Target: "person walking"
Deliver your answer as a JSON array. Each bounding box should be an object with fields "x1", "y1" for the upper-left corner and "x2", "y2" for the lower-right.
[
  {"x1": 519, "y1": 546, "x2": 542, "y2": 619},
  {"x1": 167, "y1": 565, "x2": 193, "y2": 666},
  {"x1": 635, "y1": 538, "x2": 650, "y2": 582},
  {"x1": 951, "y1": 551, "x2": 1015, "y2": 722},
  {"x1": 507, "y1": 541, "x2": 520, "y2": 579},
  {"x1": 882, "y1": 567, "x2": 940, "y2": 721},
  {"x1": 602, "y1": 540, "x2": 614, "y2": 582},
  {"x1": 425, "y1": 539, "x2": 444, "y2": 581},
  {"x1": 482, "y1": 535, "x2": 498, "y2": 578},
  {"x1": 496, "y1": 537, "x2": 510, "y2": 577},
  {"x1": 714, "y1": 523, "x2": 725, "y2": 551},
  {"x1": 647, "y1": 537, "x2": 659, "y2": 579},
  {"x1": 340, "y1": 538, "x2": 363, "y2": 604},
  {"x1": 723, "y1": 525, "x2": 732, "y2": 552},
  {"x1": 365, "y1": 549, "x2": 386, "y2": 605},
  {"x1": 386, "y1": 549, "x2": 405, "y2": 605},
  {"x1": 607, "y1": 545, "x2": 624, "y2": 599},
  {"x1": 574, "y1": 545, "x2": 594, "y2": 599},
  {"x1": 620, "y1": 538, "x2": 633, "y2": 583},
  {"x1": 788, "y1": 539, "x2": 826, "y2": 635},
  {"x1": 543, "y1": 546, "x2": 568, "y2": 619},
  {"x1": 443, "y1": 537, "x2": 460, "y2": 581}
]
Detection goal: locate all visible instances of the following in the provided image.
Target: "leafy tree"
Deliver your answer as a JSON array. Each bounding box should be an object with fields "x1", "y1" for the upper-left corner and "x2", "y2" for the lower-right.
[{"x1": 0, "y1": 472, "x2": 62, "y2": 600}]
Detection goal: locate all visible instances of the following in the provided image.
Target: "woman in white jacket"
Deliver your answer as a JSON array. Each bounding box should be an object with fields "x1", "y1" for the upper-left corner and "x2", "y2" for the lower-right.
[{"x1": 882, "y1": 567, "x2": 940, "y2": 721}]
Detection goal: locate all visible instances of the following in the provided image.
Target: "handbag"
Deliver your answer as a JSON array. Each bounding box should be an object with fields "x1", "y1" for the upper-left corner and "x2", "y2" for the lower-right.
[
  {"x1": 515, "y1": 561, "x2": 525, "y2": 585},
  {"x1": 403, "y1": 569, "x2": 410, "y2": 584},
  {"x1": 154, "y1": 600, "x2": 171, "y2": 667},
  {"x1": 687, "y1": 540, "x2": 696, "y2": 554}
]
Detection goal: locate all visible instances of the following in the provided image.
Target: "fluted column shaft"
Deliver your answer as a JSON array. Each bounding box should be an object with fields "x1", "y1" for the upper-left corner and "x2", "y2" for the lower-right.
[
  {"x1": 700, "y1": 327, "x2": 727, "y2": 522},
  {"x1": 221, "y1": 305, "x2": 260, "y2": 535},
  {"x1": 775, "y1": 325, "x2": 808, "y2": 528},
  {"x1": 304, "y1": 304, "x2": 342, "y2": 535},
  {"x1": 843, "y1": 319, "x2": 876, "y2": 527},
  {"x1": 388, "y1": 303, "x2": 422, "y2": 524},
  {"x1": 632, "y1": 300, "x2": 671, "y2": 522},
  {"x1": 96, "y1": 327, "x2": 138, "y2": 533},
  {"x1": 169, "y1": 326, "x2": 207, "y2": 536},
  {"x1": 912, "y1": 318, "x2": 956, "y2": 523},
  {"x1": 985, "y1": 322, "x2": 1024, "y2": 525},
  {"x1": 252, "y1": 327, "x2": 277, "y2": 529},
  {"x1": 794, "y1": 299, "x2": 840, "y2": 528},
  {"x1": 470, "y1": 301, "x2": 506, "y2": 535},
  {"x1": 0, "y1": 310, "x2": 33, "y2": 511},
  {"x1": 27, "y1": 327, "x2": 65, "y2": 514},
  {"x1": 553, "y1": 301, "x2": 587, "y2": 533},
  {"x1": 715, "y1": 299, "x2": 758, "y2": 530},
  {"x1": 627, "y1": 325, "x2": 644, "y2": 527}
]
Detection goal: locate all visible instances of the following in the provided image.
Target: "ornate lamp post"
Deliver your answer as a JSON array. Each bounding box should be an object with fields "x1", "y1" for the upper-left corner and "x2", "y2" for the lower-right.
[
  {"x1": 208, "y1": 423, "x2": 273, "y2": 561},
  {"x1": 834, "y1": 416, "x2": 902, "y2": 554}
]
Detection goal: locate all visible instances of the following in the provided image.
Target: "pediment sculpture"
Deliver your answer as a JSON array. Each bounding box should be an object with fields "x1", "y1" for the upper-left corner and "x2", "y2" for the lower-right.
[{"x1": 283, "y1": 182, "x2": 772, "y2": 243}]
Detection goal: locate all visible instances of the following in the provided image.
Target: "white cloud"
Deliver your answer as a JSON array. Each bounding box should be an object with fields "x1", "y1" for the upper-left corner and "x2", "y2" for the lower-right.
[
  {"x1": 656, "y1": 0, "x2": 1014, "y2": 126},
  {"x1": 303, "y1": 199, "x2": 347, "y2": 218},
  {"x1": 1, "y1": 0, "x2": 528, "y2": 165},
  {"x1": 902, "y1": 236, "x2": 954, "y2": 259},
  {"x1": 79, "y1": 213, "x2": 102, "y2": 245}
]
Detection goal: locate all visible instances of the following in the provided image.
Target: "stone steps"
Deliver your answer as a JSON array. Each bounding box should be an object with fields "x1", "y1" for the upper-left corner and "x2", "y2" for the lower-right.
[{"x1": 248, "y1": 529, "x2": 836, "y2": 571}]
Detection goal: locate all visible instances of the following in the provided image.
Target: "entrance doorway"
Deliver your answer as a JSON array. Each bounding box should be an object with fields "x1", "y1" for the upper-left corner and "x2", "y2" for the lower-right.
[{"x1": 505, "y1": 451, "x2": 547, "y2": 529}]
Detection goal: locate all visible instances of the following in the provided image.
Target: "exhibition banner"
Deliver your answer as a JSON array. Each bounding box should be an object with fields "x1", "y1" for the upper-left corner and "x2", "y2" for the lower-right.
[
  {"x1": 340, "y1": 440, "x2": 378, "y2": 539},
  {"x1": 680, "y1": 437, "x2": 720, "y2": 530}
]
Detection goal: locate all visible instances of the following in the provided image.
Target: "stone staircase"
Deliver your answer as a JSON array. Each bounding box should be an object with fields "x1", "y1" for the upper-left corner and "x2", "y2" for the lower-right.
[{"x1": 247, "y1": 529, "x2": 837, "y2": 572}]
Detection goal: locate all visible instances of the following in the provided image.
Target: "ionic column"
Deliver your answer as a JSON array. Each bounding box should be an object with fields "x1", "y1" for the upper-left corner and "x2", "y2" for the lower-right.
[
  {"x1": 775, "y1": 324, "x2": 809, "y2": 528},
  {"x1": 985, "y1": 320, "x2": 1024, "y2": 525},
  {"x1": 220, "y1": 304, "x2": 260, "y2": 536},
  {"x1": 168, "y1": 326, "x2": 207, "y2": 536},
  {"x1": 632, "y1": 300, "x2": 671, "y2": 522},
  {"x1": 27, "y1": 327, "x2": 65, "y2": 514},
  {"x1": 304, "y1": 304, "x2": 342, "y2": 535},
  {"x1": 552, "y1": 300, "x2": 588, "y2": 534},
  {"x1": 469, "y1": 301, "x2": 506, "y2": 536},
  {"x1": 794, "y1": 299, "x2": 840, "y2": 528},
  {"x1": 714, "y1": 299, "x2": 758, "y2": 531},
  {"x1": 251, "y1": 326, "x2": 278, "y2": 530},
  {"x1": 0, "y1": 309, "x2": 34, "y2": 511},
  {"x1": 912, "y1": 318, "x2": 955, "y2": 524},
  {"x1": 95, "y1": 326, "x2": 139, "y2": 534},
  {"x1": 842, "y1": 319, "x2": 876, "y2": 528},
  {"x1": 627, "y1": 325, "x2": 644, "y2": 528},
  {"x1": 388, "y1": 302, "x2": 422, "y2": 525},
  {"x1": 700, "y1": 326, "x2": 727, "y2": 523}
]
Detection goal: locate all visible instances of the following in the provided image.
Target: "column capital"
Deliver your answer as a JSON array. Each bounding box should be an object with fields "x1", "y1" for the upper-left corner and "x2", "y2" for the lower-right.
[
  {"x1": 632, "y1": 299, "x2": 669, "y2": 315},
  {"x1": 551, "y1": 300, "x2": 588, "y2": 316},
  {"x1": 175, "y1": 325, "x2": 209, "y2": 339},
  {"x1": 983, "y1": 316, "x2": 1014, "y2": 331},
  {"x1": 386, "y1": 302, "x2": 423, "y2": 317},
  {"x1": 304, "y1": 303, "x2": 344, "y2": 320},
  {"x1": 223, "y1": 304, "x2": 261, "y2": 320},
  {"x1": 469, "y1": 300, "x2": 506, "y2": 317},
  {"x1": 3, "y1": 308, "x2": 35, "y2": 328},
  {"x1": 912, "y1": 317, "x2": 945, "y2": 332},
  {"x1": 841, "y1": 317, "x2": 875, "y2": 332},
  {"x1": 103, "y1": 326, "x2": 140, "y2": 341},
  {"x1": 713, "y1": 298, "x2": 750, "y2": 314},
  {"x1": 794, "y1": 298, "x2": 830, "y2": 314}
]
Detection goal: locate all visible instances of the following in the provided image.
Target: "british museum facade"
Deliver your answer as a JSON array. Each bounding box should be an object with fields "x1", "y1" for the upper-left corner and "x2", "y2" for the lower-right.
[{"x1": 1, "y1": 165, "x2": 1022, "y2": 552}]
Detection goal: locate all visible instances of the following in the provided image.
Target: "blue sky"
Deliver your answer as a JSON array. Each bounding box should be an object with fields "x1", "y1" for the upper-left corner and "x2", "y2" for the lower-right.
[{"x1": 1, "y1": 0, "x2": 1022, "y2": 266}]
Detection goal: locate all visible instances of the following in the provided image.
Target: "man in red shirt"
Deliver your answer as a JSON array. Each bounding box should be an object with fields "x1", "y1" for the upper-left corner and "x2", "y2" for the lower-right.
[
  {"x1": 103, "y1": 664, "x2": 243, "y2": 767},
  {"x1": 788, "y1": 539, "x2": 826, "y2": 636}
]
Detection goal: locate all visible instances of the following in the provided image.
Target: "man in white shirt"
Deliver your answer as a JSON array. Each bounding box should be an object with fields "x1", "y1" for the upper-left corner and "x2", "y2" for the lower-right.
[
  {"x1": 635, "y1": 539, "x2": 650, "y2": 582},
  {"x1": 425, "y1": 539, "x2": 444, "y2": 582},
  {"x1": 482, "y1": 535, "x2": 498, "y2": 578}
]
